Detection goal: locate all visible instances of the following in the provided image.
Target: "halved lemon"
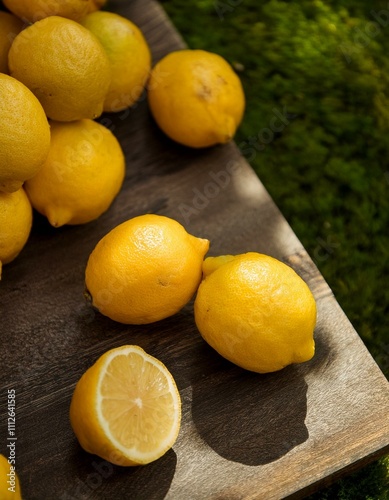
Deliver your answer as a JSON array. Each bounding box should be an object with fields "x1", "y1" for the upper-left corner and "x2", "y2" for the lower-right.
[{"x1": 69, "y1": 345, "x2": 181, "y2": 466}]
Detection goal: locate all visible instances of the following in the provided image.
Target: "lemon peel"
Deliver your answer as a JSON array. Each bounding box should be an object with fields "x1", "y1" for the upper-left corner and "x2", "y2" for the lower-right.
[{"x1": 194, "y1": 252, "x2": 317, "y2": 373}]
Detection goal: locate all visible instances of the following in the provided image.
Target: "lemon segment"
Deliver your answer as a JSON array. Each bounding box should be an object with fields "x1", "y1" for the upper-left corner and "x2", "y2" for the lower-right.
[
  {"x1": 194, "y1": 252, "x2": 317, "y2": 373},
  {"x1": 70, "y1": 345, "x2": 181, "y2": 466}
]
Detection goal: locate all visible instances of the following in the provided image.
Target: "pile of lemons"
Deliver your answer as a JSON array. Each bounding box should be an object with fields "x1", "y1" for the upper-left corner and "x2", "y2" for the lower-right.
[
  {"x1": 0, "y1": 0, "x2": 245, "y2": 278},
  {"x1": 0, "y1": 0, "x2": 316, "y2": 494}
]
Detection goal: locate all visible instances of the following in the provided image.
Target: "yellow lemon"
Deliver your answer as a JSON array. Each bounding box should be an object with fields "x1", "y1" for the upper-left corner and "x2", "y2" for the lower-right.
[
  {"x1": 70, "y1": 345, "x2": 181, "y2": 466},
  {"x1": 0, "y1": 454, "x2": 22, "y2": 499},
  {"x1": 85, "y1": 214, "x2": 210, "y2": 324},
  {"x1": 8, "y1": 16, "x2": 111, "y2": 121},
  {"x1": 2, "y1": 0, "x2": 90, "y2": 22},
  {"x1": 87, "y1": 0, "x2": 107, "y2": 13},
  {"x1": 0, "y1": 11, "x2": 24, "y2": 74},
  {"x1": 0, "y1": 74, "x2": 50, "y2": 193},
  {"x1": 194, "y1": 252, "x2": 317, "y2": 373},
  {"x1": 147, "y1": 49, "x2": 245, "y2": 148},
  {"x1": 0, "y1": 187, "x2": 32, "y2": 279},
  {"x1": 24, "y1": 119, "x2": 125, "y2": 227},
  {"x1": 81, "y1": 11, "x2": 151, "y2": 112}
]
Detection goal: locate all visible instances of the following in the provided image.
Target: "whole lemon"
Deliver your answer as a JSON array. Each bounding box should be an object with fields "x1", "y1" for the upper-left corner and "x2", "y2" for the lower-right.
[
  {"x1": 85, "y1": 214, "x2": 210, "y2": 324},
  {"x1": 0, "y1": 11, "x2": 23, "y2": 74},
  {"x1": 87, "y1": 0, "x2": 107, "y2": 13},
  {"x1": 0, "y1": 454, "x2": 22, "y2": 499},
  {"x1": 147, "y1": 49, "x2": 245, "y2": 148},
  {"x1": 81, "y1": 11, "x2": 151, "y2": 112},
  {"x1": 0, "y1": 74, "x2": 50, "y2": 193},
  {"x1": 3, "y1": 0, "x2": 90, "y2": 22},
  {"x1": 24, "y1": 119, "x2": 125, "y2": 227},
  {"x1": 194, "y1": 253, "x2": 317, "y2": 373},
  {"x1": 8, "y1": 16, "x2": 111, "y2": 122},
  {"x1": 0, "y1": 187, "x2": 33, "y2": 279}
]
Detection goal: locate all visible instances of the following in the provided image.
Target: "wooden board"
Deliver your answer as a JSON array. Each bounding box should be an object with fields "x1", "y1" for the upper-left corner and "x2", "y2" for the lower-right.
[{"x1": 1, "y1": 1, "x2": 389, "y2": 498}]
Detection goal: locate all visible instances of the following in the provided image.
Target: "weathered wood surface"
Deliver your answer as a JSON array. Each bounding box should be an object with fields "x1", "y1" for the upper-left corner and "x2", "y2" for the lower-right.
[{"x1": 1, "y1": 1, "x2": 389, "y2": 499}]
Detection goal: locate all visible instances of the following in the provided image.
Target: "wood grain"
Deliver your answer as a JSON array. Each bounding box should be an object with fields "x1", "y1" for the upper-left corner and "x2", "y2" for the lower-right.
[{"x1": 1, "y1": 1, "x2": 389, "y2": 499}]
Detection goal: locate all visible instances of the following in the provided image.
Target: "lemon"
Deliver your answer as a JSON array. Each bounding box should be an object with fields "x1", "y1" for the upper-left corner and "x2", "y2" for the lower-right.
[
  {"x1": 85, "y1": 214, "x2": 210, "y2": 324},
  {"x1": 0, "y1": 74, "x2": 50, "y2": 193},
  {"x1": 0, "y1": 188, "x2": 32, "y2": 277},
  {"x1": 3, "y1": 0, "x2": 90, "y2": 22},
  {"x1": 147, "y1": 49, "x2": 245, "y2": 148},
  {"x1": 24, "y1": 119, "x2": 125, "y2": 227},
  {"x1": 81, "y1": 11, "x2": 151, "y2": 112},
  {"x1": 70, "y1": 345, "x2": 181, "y2": 466},
  {"x1": 8, "y1": 16, "x2": 111, "y2": 122},
  {"x1": 0, "y1": 454, "x2": 22, "y2": 499},
  {"x1": 87, "y1": 0, "x2": 107, "y2": 12},
  {"x1": 0, "y1": 11, "x2": 23, "y2": 74},
  {"x1": 194, "y1": 253, "x2": 317, "y2": 373}
]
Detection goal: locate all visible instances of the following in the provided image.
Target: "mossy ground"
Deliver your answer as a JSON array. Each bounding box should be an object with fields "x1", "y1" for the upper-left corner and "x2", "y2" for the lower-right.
[{"x1": 161, "y1": 0, "x2": 389, "y2": 498}]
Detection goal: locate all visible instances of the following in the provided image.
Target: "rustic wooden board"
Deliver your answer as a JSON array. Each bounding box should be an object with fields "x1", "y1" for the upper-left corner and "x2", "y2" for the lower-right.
[{"x1": 1, "y1": 1, "x2": 389, "y2": 499}]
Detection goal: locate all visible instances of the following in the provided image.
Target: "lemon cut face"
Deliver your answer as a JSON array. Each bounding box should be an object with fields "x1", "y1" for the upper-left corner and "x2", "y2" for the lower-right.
[{"x1": 70, "y1": 345, "x2": 181, "y2": 466}]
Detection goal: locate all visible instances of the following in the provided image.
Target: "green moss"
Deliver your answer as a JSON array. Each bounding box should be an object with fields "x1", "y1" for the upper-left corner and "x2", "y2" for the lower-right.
[
  {"x1": 307, "y1": 456, "x2": 389, "y2": 499},
  {"x1": 161, "y1": 0, "x2": 389, "y2": 497}
]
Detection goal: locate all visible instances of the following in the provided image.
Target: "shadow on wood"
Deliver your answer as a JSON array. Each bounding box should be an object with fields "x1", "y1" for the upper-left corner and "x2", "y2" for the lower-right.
[
  {"x1": 60, "y1": 444, "x2": 177, "y2": 500},
  {"x1": 191, "y1": 359, "x2": 309, "y2": 466}
]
